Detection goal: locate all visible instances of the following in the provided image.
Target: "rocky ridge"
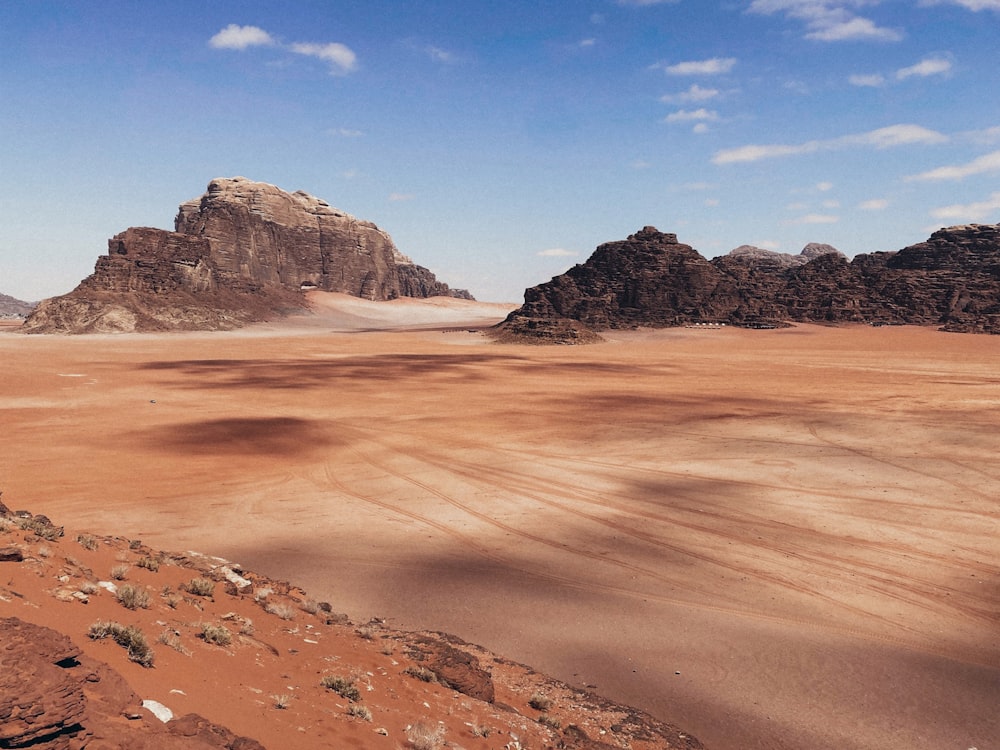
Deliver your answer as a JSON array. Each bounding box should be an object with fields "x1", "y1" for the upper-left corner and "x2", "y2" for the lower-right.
[
  {"x1": 0, "y1": 292, "x2": 35, "y2": 318},
  {"x1": 0, "y1": 499, "x2": 703, "y2": 750},
  {"x1": 23, "y1": 178, "x2": 471, "y2": 334},
  {"x1": 494, "y1": 224, "x2": 1000, "y2": 343}
]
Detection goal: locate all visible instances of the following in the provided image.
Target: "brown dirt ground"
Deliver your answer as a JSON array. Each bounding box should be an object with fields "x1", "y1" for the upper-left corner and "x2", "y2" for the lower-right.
[{"x1": 1, "y1": 294, "x2": 998, "y2": 750}]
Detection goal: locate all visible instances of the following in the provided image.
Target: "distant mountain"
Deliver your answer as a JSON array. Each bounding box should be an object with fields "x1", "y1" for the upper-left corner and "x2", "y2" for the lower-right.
[
  {"x1": 494, "y1": 224, "x2": 1000, "y2": 343},
  {"x1": 23, "y1": 177, "x2": 471, "y2": 334},
  {"x1": 0, "y1": 292, "x2": 36, "y2": 317}
]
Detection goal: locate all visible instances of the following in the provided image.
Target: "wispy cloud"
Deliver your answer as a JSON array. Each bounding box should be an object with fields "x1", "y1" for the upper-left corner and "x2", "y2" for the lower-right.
[
  {"x1": 713, "y1": 124, "x2": 948, "y2": 164},
  {"x1": 211, "y1": 25, "x2": 357, "y2": 75},
  {"x1": 388, "y1": 193, "x2": 415, "y2": 202},
  {"x1": 849, "y1": 73, "x2": 886, "y2": 87},
  {"x1": 919, "y1": 0, "x2": 1000, "y2": 11},
  {"x1": 660, "y1": 84, "x2": 721, "y2": 103},
  {"x1": 748, "y1": 1, "x2": 903, "y2": 42},
  {"x1": 788, "y1": 213, "x2": 840, "y2": 224},
  {"x1": 425, "y1": 45, "x2": 455, "y2": 62},
  {"x1": 665, "y1": 108, "x2": 719, "y2": 124},
  {"x1": 896, "y1": 56, "x2": 952, "y2": 80},
  {"x1": 328, "y1": 128, "x2": 363, "y2": 137},
  {"x1": 537, "y1": 248, "x2": 577, "y2": 257},
  {"x1": 858, "y1": 198, "x2": 889, "y2": 210},
  {"x1": 209, "y1": 24, "x2": 275, "y2": 50},
  {"x1": 931, "y1": 191, "x2": 1000, "y2": 221},
  {"x1": 905, "y1": 149, "x2": 1000, "y2": 181},
  {"x1": 655, "y1": 58, "x2": 737, "y2": 76},
  {"x1": 290, "y1": 42, "x2": 357, "y2": 75}
]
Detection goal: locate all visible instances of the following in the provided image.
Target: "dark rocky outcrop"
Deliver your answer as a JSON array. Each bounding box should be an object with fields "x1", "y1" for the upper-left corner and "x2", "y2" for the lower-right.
[
  {"x1": 23, "y1": 177, "x2": 470, "y2": 334},
  {"x1": 494, "y1": 224, "x2": 1000, "y2": 343}
]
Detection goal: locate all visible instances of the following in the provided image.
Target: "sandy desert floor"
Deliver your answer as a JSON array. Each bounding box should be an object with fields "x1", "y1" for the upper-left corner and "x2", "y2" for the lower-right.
[{"x1": 1, "y1": 294, "x2": 998, "y2": 750}]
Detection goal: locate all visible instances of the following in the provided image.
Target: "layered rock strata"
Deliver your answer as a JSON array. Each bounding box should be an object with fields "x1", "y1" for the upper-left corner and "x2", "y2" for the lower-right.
[
  {"x1": 495, "y1": 224, "x2": 1000, "y2": 343},
  {"x1": 23, "y1": 177, "x2": 470, "y2": 334}
]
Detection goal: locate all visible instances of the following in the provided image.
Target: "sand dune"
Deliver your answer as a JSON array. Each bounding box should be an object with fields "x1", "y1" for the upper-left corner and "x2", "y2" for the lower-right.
[{"x1": 1, "y1": 295, "x2": 997, "y2": 749}]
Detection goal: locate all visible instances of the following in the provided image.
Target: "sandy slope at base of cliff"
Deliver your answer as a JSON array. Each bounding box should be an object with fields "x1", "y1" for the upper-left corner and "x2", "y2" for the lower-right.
[{"x1": 1, "y1": 310, "x2": 998, "y2": 750}]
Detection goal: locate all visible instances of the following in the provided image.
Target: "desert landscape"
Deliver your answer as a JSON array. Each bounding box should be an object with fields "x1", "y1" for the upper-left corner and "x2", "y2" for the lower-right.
[{"x1": 2, "y1": 294, "x2": 997, "y2": 750}]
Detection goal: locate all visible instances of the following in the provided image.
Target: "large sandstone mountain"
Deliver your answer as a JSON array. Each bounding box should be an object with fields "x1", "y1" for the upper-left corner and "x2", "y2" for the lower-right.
[
  {"x1": 23, "y1": 177, "x2": 471, "y2": 334},
  {"x1": 494, "y1": 224, "x2": 1000, "y2": 343}
]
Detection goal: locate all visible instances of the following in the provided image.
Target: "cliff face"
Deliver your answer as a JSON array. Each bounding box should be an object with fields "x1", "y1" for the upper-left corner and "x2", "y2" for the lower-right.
[
  {"x1": 495, "y1": 224, "x2": 1000, "y2": 343},
  {"x1": 23, "y1": 177, "x2": 470, "y2": 334},
  {"x1": 0, "y1": 292, "x2": 36, "y2": 317}
]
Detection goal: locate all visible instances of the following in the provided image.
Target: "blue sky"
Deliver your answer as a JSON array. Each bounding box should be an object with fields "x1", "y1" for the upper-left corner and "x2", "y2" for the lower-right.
[{"x1": 2, "y1": 0, "x2": 999, "y2": 303}]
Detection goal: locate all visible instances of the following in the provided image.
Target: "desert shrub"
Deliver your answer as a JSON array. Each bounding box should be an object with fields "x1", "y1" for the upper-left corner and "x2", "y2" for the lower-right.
[
  {"x1": 538, "y1": 714, "x2": 562, "y2": 730},
  {"x1": 265, "y1": 602, "x2": 295, "y2": 620},
  {"x1": 406, "y1": 722, "x2": 445, "y2": 750},
  {"x1": 356, "y1": 625, "x2": 376, "y2": 641},
  {"x1": 157, "y1": 630, "x2": 190, "y2": 655},
  {"x1": 239, "y1": 617, "x2": 255, "y2": 636},
  {"x1": 348, "y1": 704, "x2": 373, "y2": 721},
  {"x1": 403, "y1": 665, "x2": 437, "y2": 683},
  {"x1": 300, "y1": 599, "x2": 320, "y2": 615},
  {"x1": 528, "y1": 692, "x2": 552, "y2": 711},
  {"x1": 321, "y1": 674, "x2": 361, "y2": 702},
  {"x1": 37, "y1": 545, "x2": 52, "y2": 558},
  {"x1": 116, "y1": 583, "x2": 150, "y2": 610},
  {"x1": 15, "y1": 516, "x2": 62, "y2": 540},
  {"x1": 79, "y1": 581, "x2": 98, "y2": 595},
  {"x1": 88, "y1": 620, "x2": 154, "y2": 667},
  {"x1": 110, "y1": 564, "x2": 130, "y2": 581},
  {"x1": 199, "y1": 623, "x2": 232, "y2": 646},
  {"x1": 136, "y1": 556, "x2": 160, "y2": 572},
  {"x1": 184, "y1": 577, "x2": 215, "y2": 597},
  {"x1": 470, "y1": 721, "x2": 492, "y2": 738},
  {"x1": 253, "y1": 586, "x2": 272, "y2": 602},
  {"x1": 129, "y1": 539, "x2": 142, "y2": 550},
  {"x1": 272, "y1": 694, "x2": 292, "y2": 709}
]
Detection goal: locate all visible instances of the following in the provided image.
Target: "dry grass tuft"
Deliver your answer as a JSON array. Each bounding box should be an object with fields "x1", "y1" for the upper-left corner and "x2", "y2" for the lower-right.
[
  {"x1": 116, "y1": 583, "x2": 150, "y2": 610},
  {"x1": 406, "y1": 721, "x2": 445, "y2": 750},
  {"x1": 88, "y1": 620, "x2": 154, "y2": 667},
  {"x1": 199, "y1": 623, "x2": 232, "y2": 646},
  {"x1": 320, "y1": 674, "x2": 361, "y2": 702}
]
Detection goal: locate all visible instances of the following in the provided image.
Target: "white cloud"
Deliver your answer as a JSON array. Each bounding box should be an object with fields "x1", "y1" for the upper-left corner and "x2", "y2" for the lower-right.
[
  {"x1": 919, "y1": 0, "x2": 1000, "y2": 10},
  {"x1": 210, "y1": 24, "x2": 275, "y2": 50},
  {"x1": 657, "y1": 58, "x2": 737, "y2": 76},
  {"x1": 905, "y1": 149, "x2": 1000, "y2": 181},
  {"x1": 661, "y1": 84, "x2": 721, "y2": 103},
  {"x1": 388, "y1": 193, "x2": 414, "y2": 201},
  {"x1": 426, "y1": 45, "x2": 455, "y2": 62},
  {"x1": 538, "y1": 248, "x2": 577, "y2": 257},
  {"x1": 896, "y1": 56, "x2": 952, "y2": 80},
  {"x1": 965, "y1": 126, "x2": 1000, "y2": 145},
  {"x1": 788, "y1": 213, "x2": 840, "y2": 224},
  {"x1": 579, "y1": 38, "x2": 597, "y2": 47},
  {"x1": 849, "y1": 73, "x2": 886, "y2": 87},
  {"x1": 816, "y1": 181, "x2": 834, "y2": 191},
  {"x1": 748, "y1": 1, "x2": 903, "y2": 42},
  {"x1": 665, "y1": 108, "x2": 719, "y2": 123},
  {"x1": 630, "y1": 159, "x2": 652, "y2": 169},
  {"x1": 290, "y1": 42, "x2": 358, "y2": 75},
  {"x1": 692, "y1": 123, "x2": 710, "y2": 134},
  {"x1": 858, "y1": 198, "x2": 889, "y2": 210},
  {"x1": 713, "y1": 124, "x2": 947, "y2": 164},
  {"x1": 930, "y1": 191, "x2": 1000, "y2": 221}
]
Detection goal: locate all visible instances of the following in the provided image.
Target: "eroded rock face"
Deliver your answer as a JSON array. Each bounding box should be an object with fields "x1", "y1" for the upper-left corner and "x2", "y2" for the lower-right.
[
  {"x1": 23, "y1": 177, "x2": 470, "y2": 333},
  {"x1": 495, "y1": 224, "x2": 1000, "y2": 342}
]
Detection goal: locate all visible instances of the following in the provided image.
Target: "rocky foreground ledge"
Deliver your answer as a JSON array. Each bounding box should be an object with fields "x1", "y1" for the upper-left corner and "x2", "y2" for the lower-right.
[{"x1": 0, "y1": 498, "x2": 703, "y2": 750}]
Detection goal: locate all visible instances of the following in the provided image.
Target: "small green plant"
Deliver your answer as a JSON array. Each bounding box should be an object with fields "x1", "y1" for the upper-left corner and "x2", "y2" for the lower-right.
[
  {"x1": 321, "y1": 674, "x2": 361, "y2": 702},
  {"x1": 348, "y1": 704, "x2": 373, "y2": 721},
  {"x1": 184, "y1": 577, "x2": 215, "y2": 597},
  {"x1": 88, "y1": 620, "x2": 154, "y2": 667},
  {"x1": 403, "y1": 665, "x2": 437, "y2": 683},
  {"x1": 136, "y1": 556, "x2": 160, "y2": 572},
  {"x1": 199, "y1": 623, "x2": 232, "y2": 646},
  {"x1": 406, "y1": 722, "x2": 445, "y2": 750},
  {"x1": 116, "y1": 583, "x2": 150, "y2": 610},
  {"x1": 110, "y1": 564, "x2": 130, "y2": 581},
  {"x1": 528, "y1": 692, "x2": 552, "y2": 712}
]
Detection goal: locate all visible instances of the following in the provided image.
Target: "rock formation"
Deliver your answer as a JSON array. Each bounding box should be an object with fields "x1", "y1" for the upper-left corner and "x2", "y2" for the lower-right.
[
  {"x1": 23, "y1": 177, "x2": 471, "y2": 334},
  {"x1": 0, "y1": 292, "x2": 35, "y2": 318},
  {"x1": 494, "y1": 224, "x2": 1000, "y2": 342}
]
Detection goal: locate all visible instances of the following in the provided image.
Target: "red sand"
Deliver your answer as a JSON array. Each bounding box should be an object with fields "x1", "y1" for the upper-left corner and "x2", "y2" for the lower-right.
[{"x1": 1, "y1": 295, "x2": 998, "y2": 750}]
